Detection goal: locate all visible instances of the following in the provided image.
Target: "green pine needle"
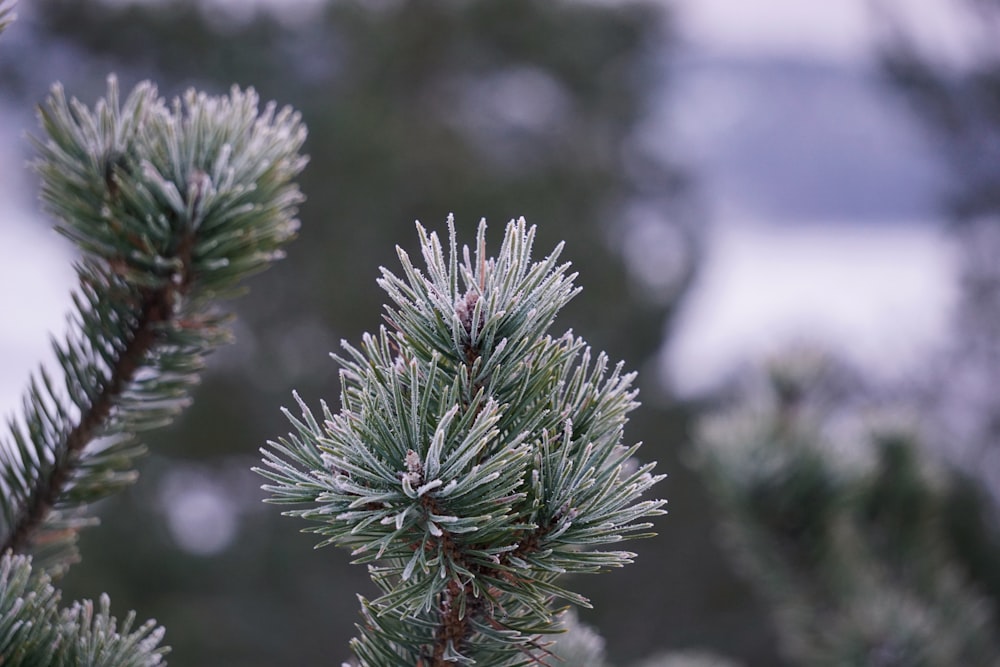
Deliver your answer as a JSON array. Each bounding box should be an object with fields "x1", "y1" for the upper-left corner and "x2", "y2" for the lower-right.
[
  {"x1": 0, "y1": 552, "x2": 168, "y2": 666},
  {"x1": 258, "y1": 217, "x2": 664, "y2": 666}
]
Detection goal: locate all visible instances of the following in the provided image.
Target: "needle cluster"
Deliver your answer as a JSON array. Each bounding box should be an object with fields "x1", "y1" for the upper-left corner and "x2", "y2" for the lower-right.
[{"x1": 259, "y1": 218, "x2": 664, "y2": 666}]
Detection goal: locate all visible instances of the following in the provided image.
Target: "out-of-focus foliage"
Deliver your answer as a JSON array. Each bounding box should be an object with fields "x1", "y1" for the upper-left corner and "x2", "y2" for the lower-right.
[
  {"x1": 693, "y1": 351, "x2": 1000, "y2": 666},
  {"x1": 551, "y1": 610, "x2": 614, "y2": 667},
  {"x1": 1, "y1": 1, "x2": 779, "y2": 665},
  {"x1": 880, "y1": 0, "x2": 1000, "y2": 506},
  {"x1": 674, "y1": 5, "x2": 1000, "y2": 667}
]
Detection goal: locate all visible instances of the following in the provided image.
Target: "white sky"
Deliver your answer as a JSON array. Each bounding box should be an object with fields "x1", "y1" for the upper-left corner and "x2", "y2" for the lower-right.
[
  {"x1": 663, "y1": 220, "x2": 957, "y2": 396},
  {"x1": 0, "y1": 109, "x2": 75, "y2": 418}
]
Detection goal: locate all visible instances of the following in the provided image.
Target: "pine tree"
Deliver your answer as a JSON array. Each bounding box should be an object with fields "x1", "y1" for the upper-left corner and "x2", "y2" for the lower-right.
[
  {"x1": 0, "y1": 3, "x2": 308, "y2": 659},
  {"x1": 258, "y1": 218, "x2": 666, "y2": 666}
]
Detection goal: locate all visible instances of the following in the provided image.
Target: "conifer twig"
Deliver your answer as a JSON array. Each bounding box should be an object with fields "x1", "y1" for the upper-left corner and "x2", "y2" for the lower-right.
[
  {"x1": 0, "y1": 75, "x2": 307, "y2": 576},
  {"x1": 4, "y1": 251, "x2": 188, "y2": 556},
  {"x1": 258, "y1": 218, "x2": 664, "y2": 666}
]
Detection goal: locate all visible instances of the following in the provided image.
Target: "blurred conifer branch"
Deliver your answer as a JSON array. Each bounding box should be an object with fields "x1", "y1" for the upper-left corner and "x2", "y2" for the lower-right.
[
  {"x1": 692, "y1": 353, "x2": 1000, "y2": 666},
  {"x1": 258, "y1": 218, "x2": 665, "y2": 666},
  {"x1": 0, "y1": 5, "x2": 307, "y2": 655}
]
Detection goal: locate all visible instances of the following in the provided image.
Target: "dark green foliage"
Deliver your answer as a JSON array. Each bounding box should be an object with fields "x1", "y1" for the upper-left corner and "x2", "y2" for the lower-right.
[
  {"x1": 942, "y1": 475, "x2": 1000, "y2": 618},
  {"x1": 695, "y1": 354, "x2": 1000, "y2": 666}
]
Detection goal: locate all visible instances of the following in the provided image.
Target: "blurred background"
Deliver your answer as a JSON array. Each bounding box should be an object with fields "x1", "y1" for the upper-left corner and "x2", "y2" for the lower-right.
[{"x1": 1, "y1": 0, "x2": 999, "y2": 664}]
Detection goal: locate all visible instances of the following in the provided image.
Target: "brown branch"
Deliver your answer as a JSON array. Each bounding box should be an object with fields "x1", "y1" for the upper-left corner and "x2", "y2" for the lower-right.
[
  {"x1": 2, "y1": 229, "x2": 195, "y2": 556},
  {"x1": 409, "y1": 489, "x2": 475, "y2": 666},
  {"x1": 431, "y1": 578, "x2": 471, "y2": 666},
  {"x1": 421, "y1": 288, "x2": 559, "y2": 665},
  {"x1": 421, "y1": 493, "x2": 558, "y2": 666}
]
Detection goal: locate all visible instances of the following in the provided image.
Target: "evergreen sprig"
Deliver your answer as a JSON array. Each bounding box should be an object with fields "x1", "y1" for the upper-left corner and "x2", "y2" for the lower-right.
[
  {"x1": 258, "y1": 218, "x2": 665, "y2": 666},
  {"x1": 0, "y1": 552, "x2": 167, "y2": 666},
  {"x1": 1, "y1": 75, "x2": 307, "y2": 579}
]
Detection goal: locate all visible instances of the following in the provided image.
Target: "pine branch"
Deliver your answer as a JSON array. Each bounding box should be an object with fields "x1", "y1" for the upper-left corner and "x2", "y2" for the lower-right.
[
  {"x1": 0, "y1": 76, "x2": 307, "y2": 576},
  {"x1": 0, "y1": 552, "x2": 168, "y2": 666},
  {"x1": 258, "y1": 218, "x2": 665, "y2": 666},
  {"x1": 5, "y1": 265, "x2": 183, "y2": 558}
]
